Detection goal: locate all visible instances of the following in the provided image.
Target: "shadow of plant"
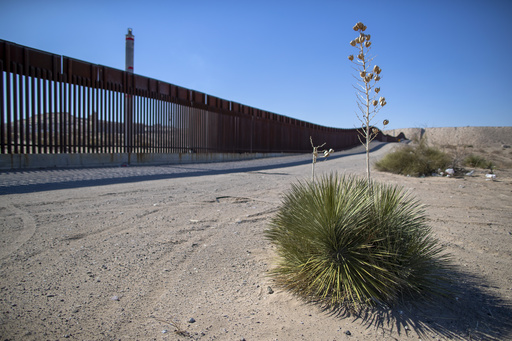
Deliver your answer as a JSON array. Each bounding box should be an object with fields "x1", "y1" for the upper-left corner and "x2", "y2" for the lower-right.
[{"x1": 324, "y1": 269, "x2": 512, "y2": 340}]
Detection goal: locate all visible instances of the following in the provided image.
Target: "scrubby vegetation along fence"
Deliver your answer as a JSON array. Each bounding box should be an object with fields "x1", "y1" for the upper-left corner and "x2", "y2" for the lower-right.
[{"x1": 1, "y1": 39, "x2": 399, "y2": 156}]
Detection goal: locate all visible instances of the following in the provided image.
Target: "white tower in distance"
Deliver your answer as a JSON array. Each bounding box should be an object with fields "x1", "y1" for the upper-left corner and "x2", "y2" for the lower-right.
[{"x1": 125, "y1": 28, "x2": 134, "y2": 73}]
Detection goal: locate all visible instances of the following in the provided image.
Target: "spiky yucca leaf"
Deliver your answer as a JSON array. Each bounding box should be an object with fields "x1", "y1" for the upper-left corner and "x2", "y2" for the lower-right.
[{"x1": 265, "y1": 173, "x2": 452, "y2": 308}]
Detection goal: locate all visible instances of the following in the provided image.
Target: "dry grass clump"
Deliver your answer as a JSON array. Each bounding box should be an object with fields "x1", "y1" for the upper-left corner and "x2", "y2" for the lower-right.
[
  {"x1": 375, "y1": 139, "x2": 451, "y2": 177},
  {"x1": 464, "y1": 154, "x2": 493, "y2": 169},
  {"x1": 151, "y1": 316, "x2": 190, "y2": 337}
]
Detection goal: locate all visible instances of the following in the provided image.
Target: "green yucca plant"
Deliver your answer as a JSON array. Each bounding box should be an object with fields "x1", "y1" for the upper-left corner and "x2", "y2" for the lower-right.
[{"x1": 266, "y1": 174, "x2": 452, "y2": 308}]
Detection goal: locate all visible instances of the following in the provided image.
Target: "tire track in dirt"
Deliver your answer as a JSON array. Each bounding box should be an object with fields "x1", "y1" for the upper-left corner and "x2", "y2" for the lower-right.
[
  {"x1": 0, "y1": 203, "x2": 37, "y2": 260},
  {"x1": 99, "y1": 195, "x2": 280, "y2": 339}
]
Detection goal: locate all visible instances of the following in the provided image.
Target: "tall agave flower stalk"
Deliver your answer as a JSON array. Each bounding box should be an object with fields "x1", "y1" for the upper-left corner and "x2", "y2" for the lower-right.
[{"x1": 348, "y1": 22, "x2": 388, "y2": 183}]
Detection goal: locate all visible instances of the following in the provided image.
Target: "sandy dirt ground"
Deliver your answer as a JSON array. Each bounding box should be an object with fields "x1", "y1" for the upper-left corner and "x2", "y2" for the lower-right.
[{"x1": 1, "y1": 141, "x2": 511, "y2": 341}]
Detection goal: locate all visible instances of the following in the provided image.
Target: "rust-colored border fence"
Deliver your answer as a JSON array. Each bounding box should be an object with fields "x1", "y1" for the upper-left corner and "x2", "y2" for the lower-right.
[{"x1": 1, "y1": 40, "x2": 397, "y2": 156}]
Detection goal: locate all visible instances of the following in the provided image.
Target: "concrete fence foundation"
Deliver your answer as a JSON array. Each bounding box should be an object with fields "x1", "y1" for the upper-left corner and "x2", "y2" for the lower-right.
[{"x1": 0, "y1": 152, "x2": 295, "y2": 170}]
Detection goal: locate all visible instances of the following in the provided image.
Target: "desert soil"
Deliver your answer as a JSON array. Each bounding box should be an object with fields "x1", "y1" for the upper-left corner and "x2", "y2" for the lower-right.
[{"x1": 1, "y1": 132, "x2": 511, "y2": 340}]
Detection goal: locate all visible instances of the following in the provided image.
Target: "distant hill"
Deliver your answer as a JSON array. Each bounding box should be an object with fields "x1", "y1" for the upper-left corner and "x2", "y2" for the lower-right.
[{"x1": 384, "y1": 127, "x2": 512, "y2": 148}]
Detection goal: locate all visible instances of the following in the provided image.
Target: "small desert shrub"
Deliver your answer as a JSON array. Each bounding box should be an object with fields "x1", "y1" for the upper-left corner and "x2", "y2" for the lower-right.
[
  {"x1": 266, "y1": 174, "x2": 452, "y2": 308},
  {"x1": 464, "y1": 154, "x2": 490, "y2": 168},
  {"x1": 442, "y1": 144, "x2": 457, "y2": 151},
  {"x1": 375, "y1": 142, "x2": 451, "y2": 176}
]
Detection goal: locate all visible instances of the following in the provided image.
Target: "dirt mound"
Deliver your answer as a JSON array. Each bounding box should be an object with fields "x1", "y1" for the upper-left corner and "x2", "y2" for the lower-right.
[{"x1": 385, "y1": 126, "x2": 512, "y2": 148}]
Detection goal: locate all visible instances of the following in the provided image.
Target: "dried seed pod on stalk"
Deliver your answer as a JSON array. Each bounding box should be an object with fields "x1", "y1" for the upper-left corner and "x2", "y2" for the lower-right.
[{"x1": 348, "y1": 22, "x2": 388, "y2": 182}]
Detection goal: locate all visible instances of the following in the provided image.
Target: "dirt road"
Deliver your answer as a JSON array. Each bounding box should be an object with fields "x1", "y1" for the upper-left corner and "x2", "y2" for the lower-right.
[{"x1": 1, "y1": 142, "x2": 511, "y2": 340}]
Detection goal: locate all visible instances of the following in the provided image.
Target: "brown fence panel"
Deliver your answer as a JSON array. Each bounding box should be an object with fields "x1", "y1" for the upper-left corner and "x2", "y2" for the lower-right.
[{"x1": 1, "y1": 39, "x2": 399, "y2": 157}]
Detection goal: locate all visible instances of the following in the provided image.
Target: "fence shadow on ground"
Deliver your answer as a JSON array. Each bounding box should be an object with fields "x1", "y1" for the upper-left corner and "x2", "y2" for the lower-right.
[{"x1": 0, "y1": 143, "x2": 390, "y2": 195}]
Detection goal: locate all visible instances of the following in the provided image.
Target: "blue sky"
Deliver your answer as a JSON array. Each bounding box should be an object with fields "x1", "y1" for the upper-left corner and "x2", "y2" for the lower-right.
[{"x1": 1, "y1": 0, "x2": 511, "y2": 130}]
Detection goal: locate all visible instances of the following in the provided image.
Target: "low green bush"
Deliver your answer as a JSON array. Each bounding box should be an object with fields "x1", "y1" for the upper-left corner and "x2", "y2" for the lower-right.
[
  {"x1": 464, "y1": 154, "x2": 490, "y2": 168},
  {"x1": 375, "y1": 142, "x2": 451, "y2": 176},
  {"x1": 266, "y1": 174, "x2": 452, "y2": 308}
]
